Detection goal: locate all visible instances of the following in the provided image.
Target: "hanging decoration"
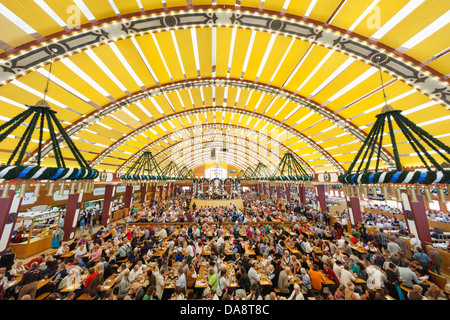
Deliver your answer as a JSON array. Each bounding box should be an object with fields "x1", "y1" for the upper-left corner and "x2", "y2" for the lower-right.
[
  {"x1": 119, "y1": 151, "x2": 163, "y2": 182},
  {"x1": 0, "y1": 53, "x2": 98, "y2": 198},
  {"x1": 271, "y1": 152, "x2": 314, "y2": 183},
  {"x1": 339, "y1": 59, "x2": 450, "y2": 186},
  {"x1": 338, "y1": 58, "x2": 449, "y2": 208}
]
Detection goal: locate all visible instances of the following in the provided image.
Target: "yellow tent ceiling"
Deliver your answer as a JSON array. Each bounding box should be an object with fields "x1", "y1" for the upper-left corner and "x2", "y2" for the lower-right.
[{"x1": 0, "y1": 0, "x2": 449, "y2": 176}]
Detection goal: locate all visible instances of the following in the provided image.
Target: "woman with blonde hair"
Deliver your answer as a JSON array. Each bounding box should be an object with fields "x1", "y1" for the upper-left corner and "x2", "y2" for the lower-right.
[{"x1": 344, "y1": 282, "x2": 358, "y2": 300}]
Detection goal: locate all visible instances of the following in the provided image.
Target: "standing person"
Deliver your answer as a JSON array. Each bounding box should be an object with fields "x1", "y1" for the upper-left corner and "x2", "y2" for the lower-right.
[
  {"x1": 16, "y1": 262, "x2": 43, "y2": 300},
  {"x1": 426, "y1": 245, "x2": 442, "y2": 275},
  {"x1": 88, "y1": 213, "x2": 95, "y2": 235},
  {"x1": 412, "y1": 247, "x2": 432, "y2": 271},
  {"x1": 377, "y1": 229, "x2": 388, "y2": 253},
  {"x1": 409, "y1": 234, "x2": 422, "y2": 254},
  {"x1": 52, "y1": 227, "x2": 64, "y2": 249}
]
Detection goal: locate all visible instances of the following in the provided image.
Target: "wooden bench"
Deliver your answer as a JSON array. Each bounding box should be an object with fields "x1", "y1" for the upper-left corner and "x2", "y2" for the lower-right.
[
  {"x1": 77, "y1": 293, "x2": 91, "y2": 300},
  {"x1": 400, "y1": 285, "x2": 413, "y2": 294},
  {"x1": 35, "y1": 292, "x2": 51, "y2": 300},
  {"x1": 429, "y1": 271, "x2": 447, "y2": 291}
]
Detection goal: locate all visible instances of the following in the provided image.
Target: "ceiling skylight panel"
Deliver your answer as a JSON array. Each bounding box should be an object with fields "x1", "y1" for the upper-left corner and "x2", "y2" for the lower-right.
[
  {"x1": 60, "y1": 58, "x2": 112, "y2": 98},
  {"x1": 130, "y1": 37, "x2": 160, "y2": 85},
  {"x1": 347, "y1": 0, "x2": 380, "y2": 32},
  {"x1": 281, "y1": 0, "x2": 291, "y2": 14},
  {"x1": 190, "y1": 28, "x2": 201, "y2": 78},
  {"x1": 149, "y1": 96, "x2": 166, "y2": 115},
  {"x1": 255, "y1": 33, "x2": 277, "y2": 82},
  {"x1": 35, "y1": 68, "x2": 91, "y2": 103},
  {"x1": 294, "y1": 49, "x2": 334, "y2": 93},
  {"x1": 170, "y1": 30, "x2": 187, "y2": 79},
  {"x1": 357, "y1": 89, "x2": 416, "y2": 116},
  {"x1": 401, "y1": 101, "x2": 437, "y2": 115},
  {"x1": 10, "y1": 79, "x2": 70, "y2": 111},
  {"x1": 135, "y1": 101, "x2": 154, "y2": 119},
  {"x1": 272, "y1": 100, "x2": 289, "y2": 118},
  {"x1": 73, "y1": 0, "x2": 96, "y2": 21},
  {"x1": 85, "y1": 48, "x2": 128, "y2": 93},
  {"x1": 324, "y1": 66, "x2": 378, "y2": 104},
  {"x1": 227, "y1": 27, "x2": 238, "y2": 78},
  {"x1": 33, "y1": 0, "x2": 67, "y2": 27},
  {"x1": 108, "y1": 42, "x2": 145, "y2": 88},
  {"x1": 282, "y1": 44, "x2": 315, "y2": 89},
  {"x1": 304, "y1": 0, "x2": 318, "y2": 18},
  {"x1": 0, "y1": 3, "x2": 38, "y2": 35},
  {"x1": 370, "y1": 0, "x2": 425, "y2": 41},
  {"x1": 123, "y1": 107, "x2": 141, "y2": 122},
  {"x1": 417, "y1": 115, "x2": 450, "y2": 127},
  {"x1": 0, "y1": 96, "x2": 27, "y2": 110},
  {"x1": 293, "y1": 110, "x2": 315, "y2": 126},
  {"x1": 268, "y1": 38, "x2": 295, "y2": 85},
  {"x1": 107, "y1": 0, "x2": 121, "y2": 15},
  {"x1": 309, "y1": 56, "x2": 356, "y2": 98},
  {"x1": 241, "y1": 29, "x2": 257, "y2": 79},
  {"x1": 399, "y1": 10, "x2": 450, "y2": 51}
]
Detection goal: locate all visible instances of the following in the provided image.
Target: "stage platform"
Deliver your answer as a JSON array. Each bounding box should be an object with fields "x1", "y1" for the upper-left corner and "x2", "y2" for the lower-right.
[{"x1": 190, "y1": 198, "x2": 244, "y2": 210}]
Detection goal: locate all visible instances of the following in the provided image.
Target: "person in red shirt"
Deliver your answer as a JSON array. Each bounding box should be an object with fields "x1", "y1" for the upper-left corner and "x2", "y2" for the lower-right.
[
  {"x1": 25, "y1": 254, "x2": 45, "y2": 270},
  {"x1": 83, "y1": 267, "x2": 97, "y2": 292},
  {"x1": 323, "y1": 264, "x2": 339, "y2": 284}
]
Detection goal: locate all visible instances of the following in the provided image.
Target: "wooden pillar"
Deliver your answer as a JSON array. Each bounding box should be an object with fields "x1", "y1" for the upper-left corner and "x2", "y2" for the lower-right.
[
  {"x1": 63, "y1": 191, "x2": 84, "y2": 242},
  {"x1": 316, "y1": 184, "x2": 327, "y2": 213},
  {"x1": 123, "y1": 185, "x2": 133, "y2": 211},
  {"x1": 298, "y1": 186, "x2": 306, "y2": 205},
  {"x1": 158, "y1": 185, "x2": 163, "y2": 201},
  {"x1": 400, "y1": 189, "x2": 433, "y2": 247},
  {"x1": 276, "y1": 185, "x2": 281, "y2": 200},
  {"x1": 101, "y1": 184, "x2": 115, "y2": 226},
  {"x1": 0, "y1": 190, "x2": 23, "y2": 255},
  {"x1": 140, "y1": 183, "x2": 147, "y2": 204},
  {"x1": 286, "y1": 184, "x2": 291, "y2": 202},
  {"x1": 346, "y1": 192, "x2": 363, "y2": 226}
]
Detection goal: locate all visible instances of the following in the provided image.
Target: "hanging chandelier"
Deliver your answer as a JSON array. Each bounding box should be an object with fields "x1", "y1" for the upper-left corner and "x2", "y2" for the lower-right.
[
  {"x1": 0, "y1": 54, "x2": 98, "y2": 198},
  {"x1": 338, "y1": 58, "x2": 450, "y2": 203}
]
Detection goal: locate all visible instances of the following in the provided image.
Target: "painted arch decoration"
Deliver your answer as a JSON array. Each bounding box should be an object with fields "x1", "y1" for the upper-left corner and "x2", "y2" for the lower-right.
[{"x1": 1, "y1": 9, "x2": 448, "y2": 106}]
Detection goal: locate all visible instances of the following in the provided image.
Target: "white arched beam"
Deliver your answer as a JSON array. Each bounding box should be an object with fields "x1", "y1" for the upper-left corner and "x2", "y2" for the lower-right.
[{"x1": 118, "y1": 123, "x2": 313, "y2": 176}]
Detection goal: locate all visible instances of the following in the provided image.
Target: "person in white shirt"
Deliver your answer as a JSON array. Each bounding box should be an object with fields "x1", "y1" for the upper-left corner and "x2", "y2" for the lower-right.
[
  {"x1": 333, "y1": 249, "x2": 345, "y2": 263},
  {"x1": 158, "y1": 226, "x2": 168, "y2": 239},
  {"x1": 10, "y1": 261, "x2": 26, "y2": 277},
  {"x1": 74, "y1": 244, "x2": 87, "y2": 263},
  {"x1": 303, "y1": 240, "x2": 313, "y2": 255},
  {"x1": 366, "y1": 265, "x2": 386, "y2": 291},
  {"x1": 288, "y1": 284, "x2": 305, "y2": 300},
  {"x1": 216, "y1": 235, "x2": 225, "y2": 249},
  {"x1": 129, "y1": 263, "x2": 143, "y2": 282},
  {"x1": 336, "y1": 238, "x2": 346, "y2": 249},
  {"x1": 55, "y1": 244, "x2": 69, "y2": 257},
  {"x1": 409, "y1": 234, "x2": 422, "y2": 253},
  {"x1": 333, "y1": 260, "x2": 343, "y2": 280},
  {"x1": 247, "y1": 262, "x2": 260, "y2": 285},
  {"x1": 339, "y1": 264, "x2": 356, "y2": 288}
]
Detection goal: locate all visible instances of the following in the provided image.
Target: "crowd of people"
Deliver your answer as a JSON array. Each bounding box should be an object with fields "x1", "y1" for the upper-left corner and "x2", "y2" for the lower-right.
[{"x1": 0, "y1": 189, "x2": 449, "y2": 301}]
